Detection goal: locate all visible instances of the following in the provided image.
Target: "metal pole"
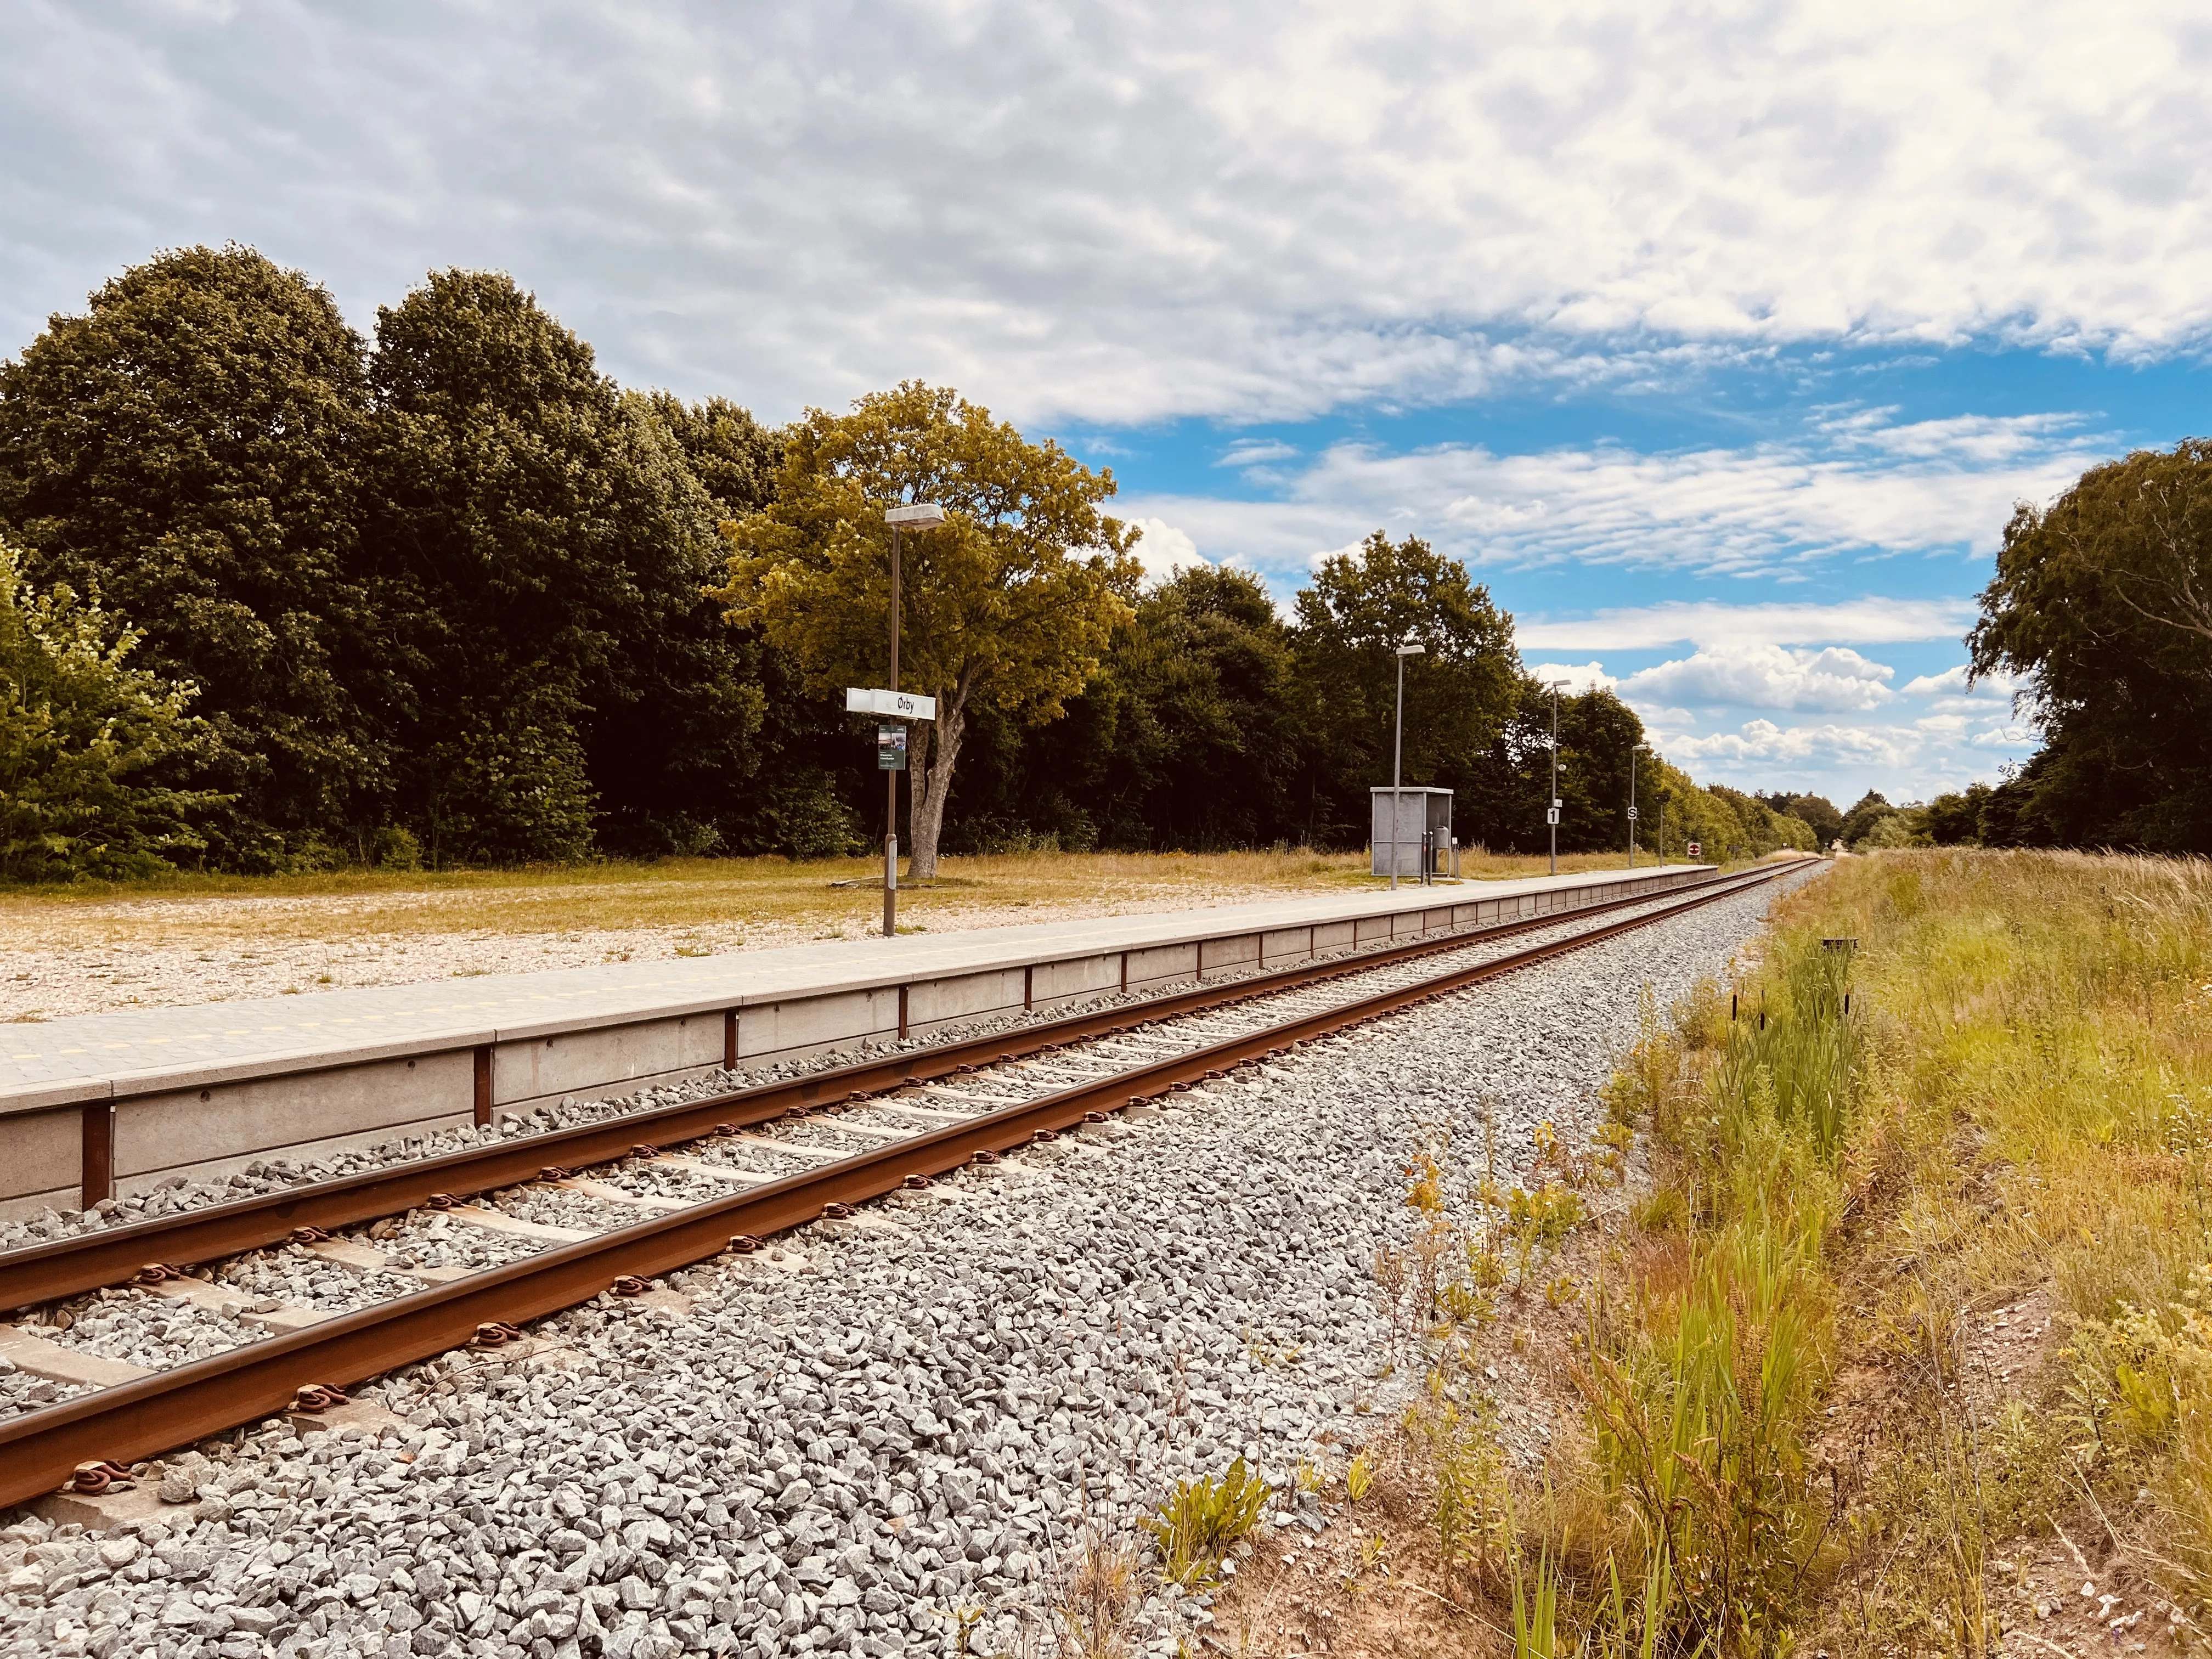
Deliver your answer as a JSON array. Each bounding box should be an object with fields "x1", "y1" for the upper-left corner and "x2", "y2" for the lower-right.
[
  {"x1": 884, "y1": 524, "x2": 900, "y2": 940},
  {"x1": 1548, "y1": 687, "x2": 1559, "y2": 877},
  {"x1": 1390, "y1": 652, "x2": 1404, "y2": 891},
  {"x1": 1629, "y1": 749, "x2": 1637, "y2": 870}
]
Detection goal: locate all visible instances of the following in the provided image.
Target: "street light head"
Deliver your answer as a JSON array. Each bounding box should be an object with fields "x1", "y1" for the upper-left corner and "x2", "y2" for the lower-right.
[
  {"x1": 884, "y1": 503, "x2": 947, "y2": 528},
  {"x1": 1395, "y1": 638, "x2": 1426, "y2": 657}
]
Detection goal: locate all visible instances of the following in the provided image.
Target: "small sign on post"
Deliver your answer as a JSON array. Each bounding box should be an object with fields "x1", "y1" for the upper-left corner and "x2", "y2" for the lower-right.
[
  {"x1": 877, "y1": 726, "x2": 907, "y2": 770},
  {"x1": 1546, "y1": 806, "x2": 1560, "y2": 826},
  {"x1": 847, "y1": 687, "x2": 936, "y2": 721},
  {"x1": 1687, "y1": 839, "x2": 1702, "y2": 859}
]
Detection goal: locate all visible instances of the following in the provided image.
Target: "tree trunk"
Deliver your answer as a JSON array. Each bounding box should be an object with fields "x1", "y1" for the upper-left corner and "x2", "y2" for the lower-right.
[{"x1": 906, "y1": 679, "x2": 970, "y2": 878}]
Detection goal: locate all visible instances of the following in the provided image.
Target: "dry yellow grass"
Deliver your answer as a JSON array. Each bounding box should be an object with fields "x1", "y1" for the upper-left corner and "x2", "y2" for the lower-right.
[
  {"x1": 0, "y1": 847, "x2": 1662, "y2": 954},
  {"x1": 0, "y1": 846, "x2": 1686, "y2": 1020}
]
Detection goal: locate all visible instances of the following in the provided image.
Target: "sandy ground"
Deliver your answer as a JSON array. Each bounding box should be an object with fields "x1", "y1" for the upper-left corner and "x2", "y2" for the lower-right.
[{"x1": 0, "y1": 882, "x2": 1324, "y2": 1023}]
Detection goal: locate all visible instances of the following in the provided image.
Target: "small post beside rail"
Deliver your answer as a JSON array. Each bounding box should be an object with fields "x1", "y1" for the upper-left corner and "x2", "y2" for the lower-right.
[{"x1": 81, "y1": 1101, "x2": 115, "y2": 1211}]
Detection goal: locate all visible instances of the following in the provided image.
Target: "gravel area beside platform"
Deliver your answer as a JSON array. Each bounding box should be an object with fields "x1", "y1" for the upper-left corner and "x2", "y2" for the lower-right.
[{"x1": 0, "y1": 868, "x2": 1819, "y2": 1659}]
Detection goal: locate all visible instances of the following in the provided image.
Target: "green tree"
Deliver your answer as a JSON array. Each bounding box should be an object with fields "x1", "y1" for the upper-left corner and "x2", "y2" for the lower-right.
[
  {"x1": 1919, "y1": 785, "x2": 1988, "y2": 845},
  {"x1": 1456, "y1": 679, "x2": 1657, "y2": 855},
  {"x1": 645, "y1": 392, "x2": 782, "y2": 520},
  {"x1": 1837, "y1": 790, "x2": 1899, "y2": 848},
  {"x1": 0, "y1": 537, "x2": 220, "y2": 882},
  {"x1": 1641, "y1": 758, "x2": 1740, "y2": 861},
  {"x1": 1708, "y1": 785, "x2": 1817, "y2": 855},
  {"x1": 364, "y1": 272, "x2": 765, "y2": 864},
  {"x1": 714, "y1": 382, "x2": 1137, "y2": 877},
  {"x1": 0, "y1": 244, "x2": 386, "y2": 867},
  {"x1": 1550, "y1": 687, "x2": 1650, "y2": 854},
  {"x1": 640, "y1": 392, "x2": 873, "y2": 859},
  {"x1": 1756, "y1": 791, "x2": 1843, "y2": 849},
  {"x1": 1289, "y1": 531, "x2": 1520, "y2": 847},
  {"x1": 985, "y1": 564, "x2": 1303, "y2": 851},
  {"x1": 1969, "y1": 439, "x2": 2212, "y2": 852}
]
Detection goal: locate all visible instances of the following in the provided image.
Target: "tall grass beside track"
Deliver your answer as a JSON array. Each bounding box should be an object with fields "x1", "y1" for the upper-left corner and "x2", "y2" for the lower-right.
[{"x1": 1505, "y1": 850, "x2": 2212, "y2": 1655}]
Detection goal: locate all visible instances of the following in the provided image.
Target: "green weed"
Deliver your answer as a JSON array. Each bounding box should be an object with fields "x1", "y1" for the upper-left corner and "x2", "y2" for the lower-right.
[{"x1": 1143, "y1": 1459, "x2": 1270, "y2": 1588}]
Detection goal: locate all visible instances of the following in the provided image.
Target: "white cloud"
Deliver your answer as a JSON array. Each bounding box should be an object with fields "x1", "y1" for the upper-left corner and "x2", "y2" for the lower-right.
[
  {"x1": 1216, "y1": 439, "x2": 1298, "y2": 469},
  {"x1": 1528, "y1": 661, "x2": 1617, "y2": 694},
  {"x1": 1125, "y1": 517, "x2": 1206, "y2": 583},
  {"x1": 1518, "y1": 595, "x2": 1978, "y2": 652},
  {"x1": 1622, "y1": 644, "x2": 1897, "y2": 712},
  {"x1": 7, "y1": 5, "x2": 2212, "y2": 425},
  {"x1": 1900, "y1": 663, "x2": 2018, "y2": 697},
  {"x1": 1671, "y1": 719, "x2": 1920, "y2": 769},
  {"x1": 1116, "y1": 409, "x2": 2105, "y2": 582},
  {"x1": 1656, "y1": 710, "x2": 2038, "y2": 798}
]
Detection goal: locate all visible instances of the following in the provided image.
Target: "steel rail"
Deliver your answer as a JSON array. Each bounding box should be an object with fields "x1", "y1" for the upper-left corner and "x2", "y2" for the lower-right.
[
  {"x1": 0, "y1": 865, "x2": 1784, "y2": 1313},
  {"x1": 0, "y1": 861, "x2": 1805, "y2": 1508}
]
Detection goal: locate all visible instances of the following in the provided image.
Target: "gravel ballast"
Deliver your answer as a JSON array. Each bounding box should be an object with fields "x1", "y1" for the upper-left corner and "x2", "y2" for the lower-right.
[
  {"x1": 0, "y1": 879, "x2": 1747, "y2": 1259},
  {"x1": 0, "y1": 870, "x2": 1817, "y2": 1658}
]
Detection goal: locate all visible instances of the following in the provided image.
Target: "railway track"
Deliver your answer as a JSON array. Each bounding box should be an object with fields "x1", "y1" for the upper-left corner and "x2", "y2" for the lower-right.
[{"x1": 0, "y1": 861, "x2": 1804, "y2": 1510}]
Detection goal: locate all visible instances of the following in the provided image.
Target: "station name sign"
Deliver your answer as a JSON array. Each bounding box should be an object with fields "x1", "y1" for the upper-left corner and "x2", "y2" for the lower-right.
[{"x1": 845, "y1": 687, "x2": 936, "y2": 721}]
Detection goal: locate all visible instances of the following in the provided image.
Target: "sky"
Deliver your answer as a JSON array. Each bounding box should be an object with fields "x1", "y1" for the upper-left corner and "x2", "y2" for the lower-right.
[{"x1": 5, "y1": 2, "x2": 2210, "y2": 810}]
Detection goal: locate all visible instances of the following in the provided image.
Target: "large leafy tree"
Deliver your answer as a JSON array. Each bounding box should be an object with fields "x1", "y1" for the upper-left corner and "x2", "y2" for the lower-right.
[
  {"x1": 1837, "y1": 790, "x2": 1900, "y2": 847},
  {"x1": 1085, "y1": 565, "x2": 1304, "y2": 849},
  {"x1": 363, "y1": 272, "x2": 763, "y2": 864},
  {"x1": 0, "y1": 244, "x2": 386, "y2": 867},
  {"x1": 1969, "y1": 439, "x2": 2212, "y2": 852},
  {"x1": 642, "y1": 392, "x2": 865, "y2": 858},
  {"x1": 715, "y1": 382, "x2": 1137, "y2": 877},
  {"x1": 645, "y1": 392, "x2": 782, "y2": 520},
  {"x1": 955, "y1": 564, "x2": 1304, "y2": 853},
  {"x1": 1755, "y1": 791, "x2": 1843, "y2": 849},
  {"x1": 0, "y1": 537, "x2": 220, "y2": 882},
  {"x1": 1289, "y1": 532, "x2": 1521, "y2": 846},
  {"x1": 1547, "y1": 686, "x2": 1647, "y2": 853}
]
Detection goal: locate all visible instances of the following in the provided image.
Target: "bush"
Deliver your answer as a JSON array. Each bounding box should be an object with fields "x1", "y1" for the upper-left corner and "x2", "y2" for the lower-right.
[
  {"x1": 0, "y1": 538, "x2": 221, "y2": 882},
  {"x1": 761, "y1": 770, "x2": 866, "y2": 860}
]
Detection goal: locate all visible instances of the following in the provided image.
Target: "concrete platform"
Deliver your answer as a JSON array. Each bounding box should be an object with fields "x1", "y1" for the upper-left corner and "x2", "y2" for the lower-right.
[{"x1": 0, "y1": 864, "x2": 1717, "y2": 1219}]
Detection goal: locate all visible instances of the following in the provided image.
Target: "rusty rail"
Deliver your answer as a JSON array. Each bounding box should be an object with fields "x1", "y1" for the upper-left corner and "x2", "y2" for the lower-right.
[
  {"x1": 0, "y1": 865, "x2": 1779, "y2": 1315},
  {"x1": 0, "y1": 861, "x2": 1805, "y2": 1507}
]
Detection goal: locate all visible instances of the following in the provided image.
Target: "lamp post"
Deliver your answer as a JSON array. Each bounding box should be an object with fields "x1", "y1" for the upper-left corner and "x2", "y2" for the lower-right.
[
  {"x1": 1390, "y1": 637, "x2": 1425, "y2": 890},
  {"x1": 1629, "y1": 742, "x2": 1647, "y2": 870},
  {"x1": 881, "y1": 501, "x2": 946, "y2": 938},
  {"x1": 1545, "y1": 680, "x2": 1570, "y2": 876}
]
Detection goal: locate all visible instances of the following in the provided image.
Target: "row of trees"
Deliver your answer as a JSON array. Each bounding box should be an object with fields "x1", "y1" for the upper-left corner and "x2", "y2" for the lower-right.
[
  {"x1": 0, "y1": 248, "x2": 798, "y2": 872},
  {"x1": 928, "y1": 552, "x2": 1816, "y2": 865},
  {"x1": 1, "y1": 245, "x2": 1816, "y2": 883}
]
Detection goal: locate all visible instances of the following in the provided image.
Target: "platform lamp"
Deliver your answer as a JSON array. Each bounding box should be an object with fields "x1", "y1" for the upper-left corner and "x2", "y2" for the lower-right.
[
  {"x1": 1629, "y1": 742, "x2": 1648, "y2": 870},
  {"x1": 882, "y1": 501, "x2": 947, "y2": 938},
  {"x1": 1544, "y1": 679, "x2": 1571, "y2": 876},
  {"x1": 1390, "y1": 636, "x2": 1426, "y2": 891}
]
